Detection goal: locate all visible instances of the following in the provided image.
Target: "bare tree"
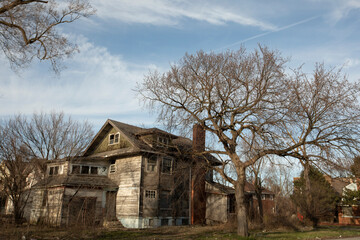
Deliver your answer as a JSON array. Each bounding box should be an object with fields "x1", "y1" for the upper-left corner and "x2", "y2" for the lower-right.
[
  {"x1": 0, "y1": 0, "x2": 95, "y2": 73},
  {"x1": 277, "y1": 64, "x2": 360, "y2": 226},
  {"x1": 0, "y1": 112, "x2": 93, "y2": 223},
  {"x1": 137, "y1": 47, "x2": 360, "y2": 236}
]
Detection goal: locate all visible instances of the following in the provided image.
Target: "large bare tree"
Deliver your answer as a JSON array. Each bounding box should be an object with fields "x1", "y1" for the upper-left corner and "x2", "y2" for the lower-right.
[
  {"x1": 277, "y1": 64, "x2": 360, "y2": 226},
  {"x1": 0, "y1": 0, "x2": 95, "y2": 72},
  {"x1": 137, "y1": 46, "x2": 360, "y2": 236},
  {"x1": 0, "y1": 112, "x2": 93, "y2": 223}
]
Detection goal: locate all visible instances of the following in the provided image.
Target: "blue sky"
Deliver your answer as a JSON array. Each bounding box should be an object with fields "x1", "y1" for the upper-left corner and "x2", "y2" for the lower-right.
[{"x1": 1, "y1": 0, "x2": 360, "y2": 132}]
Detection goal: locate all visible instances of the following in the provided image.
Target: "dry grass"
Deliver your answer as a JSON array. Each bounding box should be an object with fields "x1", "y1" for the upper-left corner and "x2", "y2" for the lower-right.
[{"x1": 2, "y1": 223, "x2": 360, "y2": 240}]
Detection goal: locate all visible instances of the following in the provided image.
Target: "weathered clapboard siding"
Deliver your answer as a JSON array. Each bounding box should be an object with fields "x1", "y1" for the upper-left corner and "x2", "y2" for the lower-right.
[
  {"x1": 62, "y1": 188, "x2": 104, "y2": 225},
  {"x1": 93, "y1": 127, "x2": 131, "y2": 154},
  {"x1": 109, "y1": 156, "x2": 142, "y2": 217},
  {"x1": 141, "y1": 155, "x2": 160, "y2": 217}
]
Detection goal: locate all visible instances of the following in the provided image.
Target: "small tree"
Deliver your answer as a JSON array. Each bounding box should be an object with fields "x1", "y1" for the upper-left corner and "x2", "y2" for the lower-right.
[
  {"x1": 0, "y1": 112, "x2": 93, "y2": 223},
  {"x1": 292, "y1": 167, "x2": 339, "y2": 226},
  {"x1": 0, "y1": 0, "x2": 95, "y2": 72}
]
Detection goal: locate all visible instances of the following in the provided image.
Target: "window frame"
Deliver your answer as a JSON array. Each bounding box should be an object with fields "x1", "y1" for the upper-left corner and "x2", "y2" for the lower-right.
[
  {"x1": 49, "y1": 166, "x2": 59, "y2": 176},
  {"x1": 109, "y1": 132, "x2": 120, "y2": 145},
  {"x1": 145, "y1": 190, "x2": 157, "y2": 199},
  {"x1": 109, "y1": 164, "x2": 116, "y2": 173},
  {"x1": 161, "y1": 157, "x2": 173, "y2": 175},
  {"x1": 146, "y1": 156, "x2": 157, "y2": 172}
]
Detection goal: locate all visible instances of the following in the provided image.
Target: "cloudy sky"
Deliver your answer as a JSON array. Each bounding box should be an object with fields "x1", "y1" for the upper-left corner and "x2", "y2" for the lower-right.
[{"x1": 1, "y1": 0, "x2": 360, "y2": 131}]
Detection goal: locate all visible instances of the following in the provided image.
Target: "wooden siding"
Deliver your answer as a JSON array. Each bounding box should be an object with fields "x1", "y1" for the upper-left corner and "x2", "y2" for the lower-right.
[
  {"x1": 109, "y1": 156, "x2": 141, "y2": 217},
  {"x1": 93, "y1": 127, "x2": 131, "y2": 154}
]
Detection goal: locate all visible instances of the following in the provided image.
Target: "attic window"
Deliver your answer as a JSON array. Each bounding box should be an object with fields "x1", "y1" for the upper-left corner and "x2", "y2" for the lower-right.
[
  {"x1": 109, "y1": 133, "x2": 120, "y2": 145},
  {"x1": 157, "y1": 136, "x2": 169, "y2": 146}
]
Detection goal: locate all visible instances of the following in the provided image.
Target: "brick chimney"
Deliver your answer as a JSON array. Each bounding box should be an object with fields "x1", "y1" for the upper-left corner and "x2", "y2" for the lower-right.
[{"x1": 192, "y1": 124, "x2": 205, "y2": 152}]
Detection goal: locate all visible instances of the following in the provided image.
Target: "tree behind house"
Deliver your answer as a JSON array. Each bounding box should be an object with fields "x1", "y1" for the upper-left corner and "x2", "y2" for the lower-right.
[{"x1": 0, "y1": 112, "x2": 93, "y2": 224}]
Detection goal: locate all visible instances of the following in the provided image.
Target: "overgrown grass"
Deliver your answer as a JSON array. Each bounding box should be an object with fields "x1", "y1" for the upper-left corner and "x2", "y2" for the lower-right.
[{"x1": 1, "y1": 224, "x2": 360, "y2": 240}]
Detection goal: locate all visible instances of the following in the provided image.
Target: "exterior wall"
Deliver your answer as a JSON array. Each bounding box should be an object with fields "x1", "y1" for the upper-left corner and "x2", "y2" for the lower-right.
[
  {"x1": 62, "y1": 187, "x2": 105, "y2": 226},
  {"x1": 338, "y1": 206, "x2": 360, "y2": 225},
  {"x1": 141, "y1": 155, "x2": 160, "y2": 219},
  {"x1": 93, "y1": 127, "x2": 131, "y2": 154},
  {"x1": 30, "y1": 187, "x2": 64, "y2": 225},
  {"x1": 108, "y1": 155, "x2": 142, "y2": 228},
  {"x1": 206, "y1": 192, "x2": 228, "y2": 223}
]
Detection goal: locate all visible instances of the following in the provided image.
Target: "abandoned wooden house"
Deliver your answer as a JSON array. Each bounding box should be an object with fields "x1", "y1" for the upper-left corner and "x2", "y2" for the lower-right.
[{"x1": 27, "y1": 119, "x2": 219, "y2": 228}]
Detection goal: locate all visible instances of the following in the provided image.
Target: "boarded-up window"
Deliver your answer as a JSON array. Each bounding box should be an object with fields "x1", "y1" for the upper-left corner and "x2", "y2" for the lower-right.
[
  {"x1": 160, "y1": 191, "x2": 171, "y2": 209},
  {"x1": 162, "y1": 157, "x2": 173, "y2": 174},
  {"x1": 72, "y1": 165, "x2": 80, "y2": 174},
  {"x1": 147, "y1": 156, "x2": 157, "y2": 172}
]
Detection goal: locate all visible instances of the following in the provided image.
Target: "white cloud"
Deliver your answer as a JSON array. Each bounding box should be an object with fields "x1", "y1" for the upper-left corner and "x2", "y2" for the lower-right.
[
  {"x1": 92, "y1": 0, "x2": 276, "y2": 30},
  {"x1": 0, "y1": 35, "x2": 152, "y2": 123},
  {"x1": 321, "y1": 0, "x2": 360, "y2": 23}
]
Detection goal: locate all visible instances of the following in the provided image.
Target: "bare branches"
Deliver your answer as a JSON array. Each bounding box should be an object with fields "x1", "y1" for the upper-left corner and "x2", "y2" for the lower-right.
[
  {"x1": 138, "y1": 46, "x2": 360, "y2": 235},
  {"x1": 0, "y1": 0, "x2": 95, "y2": 73}
]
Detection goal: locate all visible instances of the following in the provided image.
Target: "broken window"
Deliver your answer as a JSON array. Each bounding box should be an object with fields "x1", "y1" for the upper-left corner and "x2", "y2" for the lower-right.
[
  {"x1": 145, "y1": 190, "x2": 156, "y2": 199},
  {"x1": 109, "y1": 132, "x2": 120, "y2": 145},
  {"x1": 90, "y1": 166, "x2": 98, "y2": 174},
  {"x1": 147, "y1": 156, "x2": 157, "y2": 172},
  {"x1": 72, "y1": 165, "x2": 80, "y2": 174},
  {"x1": 261, "y1": 194, "x2": 266, "y2": 200},
  {"x1": 81, "y1": 165, "x2": 90, "y2": 174},
  {"x1": 161, "y1": 157, "x2": 173, "y2": 174},
  {"x1": 49, "y1": 166, "x2": 59, "y2": 176}
]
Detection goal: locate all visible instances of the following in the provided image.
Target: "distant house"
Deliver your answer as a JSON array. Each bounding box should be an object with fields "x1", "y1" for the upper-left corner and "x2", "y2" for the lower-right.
[
  {"x1": 205, "y1": 180, "x2": 275, "y2": 224},
  {"x1": 28, "y1": 119, "x2": 219, "y2": 228}
]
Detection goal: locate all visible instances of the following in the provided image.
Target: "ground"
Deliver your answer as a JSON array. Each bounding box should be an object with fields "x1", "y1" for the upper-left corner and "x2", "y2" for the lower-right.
[{"x1": 1, "y1": 224, "x2": 360, "y2": 240}]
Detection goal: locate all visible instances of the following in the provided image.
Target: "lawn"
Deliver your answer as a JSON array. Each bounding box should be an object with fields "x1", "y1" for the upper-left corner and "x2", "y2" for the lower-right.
[{"x1": 1, "y1": 224, "x2": 360, "y2": 240}]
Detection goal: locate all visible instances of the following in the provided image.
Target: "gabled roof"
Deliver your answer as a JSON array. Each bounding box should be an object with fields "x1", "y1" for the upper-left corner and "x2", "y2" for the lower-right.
[{"x1": 82, "y1": 119, "x2": 220, "y2": 165}]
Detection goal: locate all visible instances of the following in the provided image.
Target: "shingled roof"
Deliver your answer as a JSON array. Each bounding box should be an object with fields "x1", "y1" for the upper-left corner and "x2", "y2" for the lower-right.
[
  {"x1": 206, "y1": 180, "x2": 275, "y2": 195},
  {"x1": 83, "y1": 119, "x2": 220, "y2": 165},
  {"x1": 34, "y1": 175, "x2": 118, "y2": 189}
]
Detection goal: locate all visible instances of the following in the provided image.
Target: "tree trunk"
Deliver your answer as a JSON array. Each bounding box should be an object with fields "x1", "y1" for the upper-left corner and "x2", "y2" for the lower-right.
[
  {"x1": 254, "y1": 177, "x2": 264, "y2": 228},
  {"x1": 235, "y1": 165, "x2": 249, "y2": 236},
  {"x1": 303, "y1": 162, "x2": 318, "y2": 227}
]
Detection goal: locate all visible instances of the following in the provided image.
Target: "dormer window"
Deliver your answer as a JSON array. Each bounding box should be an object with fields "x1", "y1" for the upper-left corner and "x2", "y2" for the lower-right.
[
  {"x1": 109, "y1": 132, "x2": 120, "y2": 145},
  {"x1": 157, "y1": 136, "x2": 169, "y2": 147}
]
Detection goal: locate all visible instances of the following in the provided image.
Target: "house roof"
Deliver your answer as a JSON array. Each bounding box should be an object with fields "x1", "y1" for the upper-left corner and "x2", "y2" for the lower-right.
[
  {"x1": 34, "y1": 175, "x2": 118, "y2": 189},
  {"x1": 329, "y1": 177, "x2": 351, "y2": 195},
  {"x1": 206, "y1": 180, "x2": 274, "y2": 195},
  {"x1": 83, "y1": 119, "x2": 220, "y2": 165}
]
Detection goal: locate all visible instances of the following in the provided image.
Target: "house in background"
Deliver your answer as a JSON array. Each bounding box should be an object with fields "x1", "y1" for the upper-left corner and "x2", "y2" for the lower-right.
[
  {"x1": 205, "y1": 180, "x2": 275, "y2": 224},
  {"x1": 29, "y1": 119, "x2": 219, "y2": 228}
]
